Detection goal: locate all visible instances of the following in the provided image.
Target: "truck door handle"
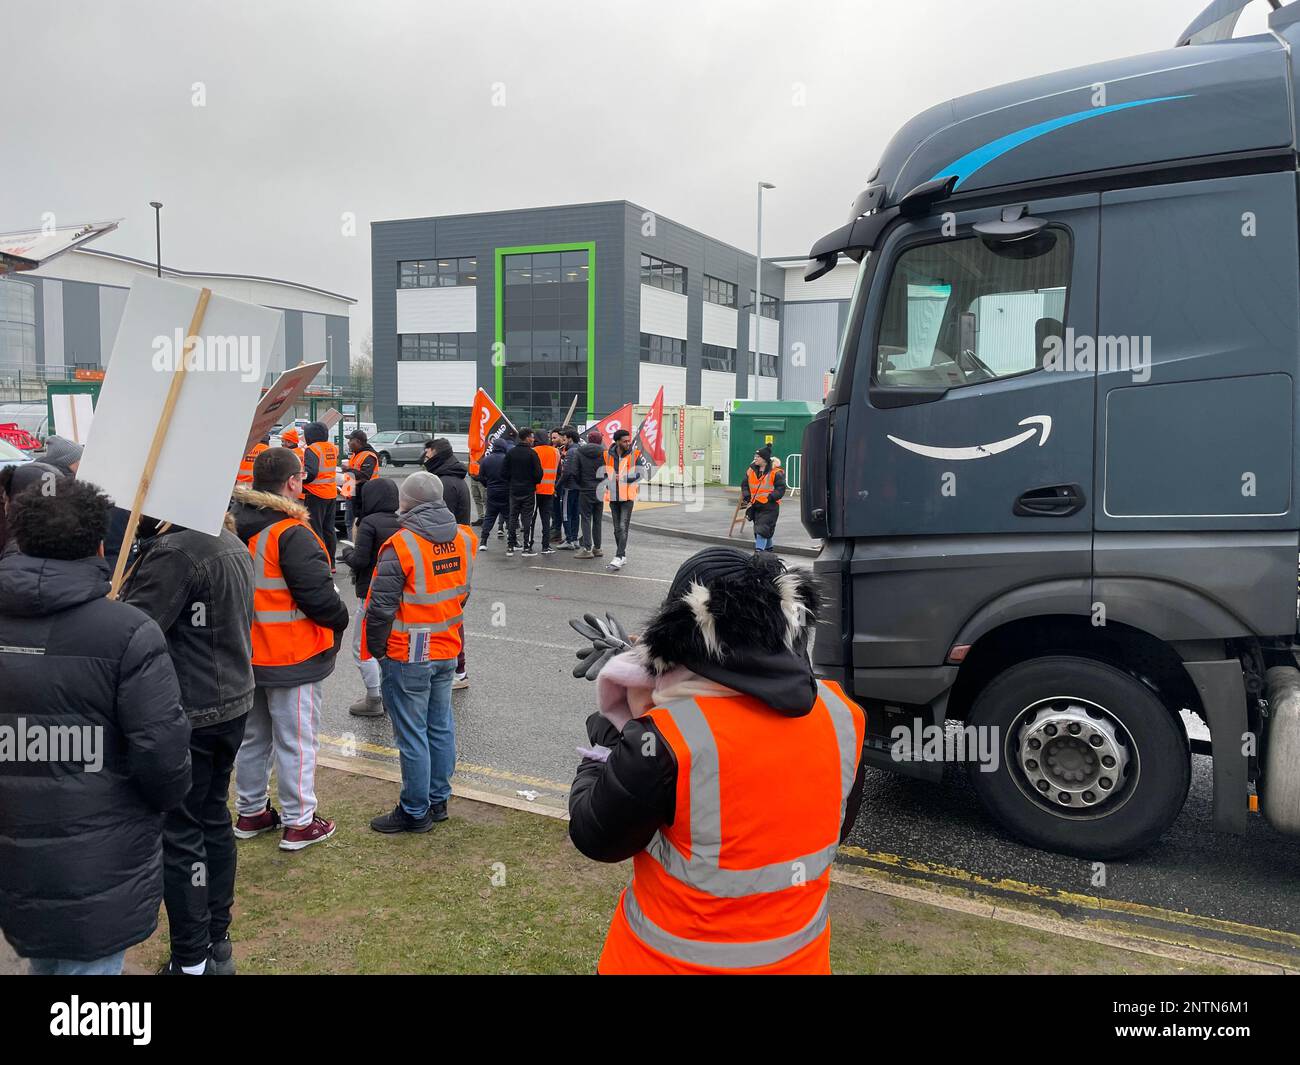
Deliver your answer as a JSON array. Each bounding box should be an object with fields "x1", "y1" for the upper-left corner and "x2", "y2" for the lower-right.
[{"x1": 1014, "y1": 484, "x2": 1086, "y2": 517}]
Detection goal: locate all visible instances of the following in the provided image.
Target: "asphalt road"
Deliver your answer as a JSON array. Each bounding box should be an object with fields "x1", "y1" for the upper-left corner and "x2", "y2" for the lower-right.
[{"x1": 324, "y1": 468, "x2": 1300, "y2": 952}]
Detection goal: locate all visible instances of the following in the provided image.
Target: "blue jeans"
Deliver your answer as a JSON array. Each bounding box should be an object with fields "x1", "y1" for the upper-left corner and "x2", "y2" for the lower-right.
[
  {"x1": 380, "y1": 657, "x2": 457, "y2": 817},
  {"x1": 755, "y1": 534, "x2": 772, "y2": 551},
  {"x1": 29, "y1": 951, "x2": 127, "y2": 975},
  {"x1": 559, "y1": 488, "x2": 579, "y2": 546}
]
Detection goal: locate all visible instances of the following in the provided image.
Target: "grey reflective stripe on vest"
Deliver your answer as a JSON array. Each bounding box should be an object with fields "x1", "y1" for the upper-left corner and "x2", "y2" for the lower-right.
[
  {"x1": 643, "y1": 685, "x2": 858, "y2": 899},
  {"x1": 622, "y1": 886, "x2": 830, "y2": 970},
  {"x1": 251, "y1": 524, "x2": 302, "y2": 622},
  {"x1": 391, "y1": 613, "x2": 463, "y2": 635},
  {"x1": 816, "y1": 680, "x2": 862, "y2": 827},
  {"x1": 251, "y1": 526, "x2": 290, "y2": 592},
  {"x1": 396, "y1": 528, "x2": 471, "y2": 607}
]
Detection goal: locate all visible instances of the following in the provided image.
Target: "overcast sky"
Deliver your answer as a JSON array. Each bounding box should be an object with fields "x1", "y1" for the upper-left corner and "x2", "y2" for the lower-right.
[{"x1": 5, "y1": 0, "x2": 1262, "y2": 355}]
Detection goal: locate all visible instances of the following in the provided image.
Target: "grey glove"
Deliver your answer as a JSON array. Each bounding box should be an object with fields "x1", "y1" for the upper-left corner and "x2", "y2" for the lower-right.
[{"x1": 569, "y1": 612, "x2": 632, "y2": 681}]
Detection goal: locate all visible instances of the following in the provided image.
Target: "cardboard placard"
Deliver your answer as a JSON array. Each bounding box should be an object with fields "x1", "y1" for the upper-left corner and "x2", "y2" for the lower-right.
[
  {"x1": 244, "y1": 362, "x2": 326, "y2": 452},
  {"x1": 78, "y1": 276, "x2": 283, "y2": 537},
  {"x1": 50, "y1": 391, "x2": 95, "y2": 444}
]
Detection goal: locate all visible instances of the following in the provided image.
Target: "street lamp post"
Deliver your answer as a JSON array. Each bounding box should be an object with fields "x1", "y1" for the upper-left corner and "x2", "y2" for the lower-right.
[
  {"x1": 149, "y1": 202, "x2": 163, "y2": 277},
  {"x1": 754, "y1": 182, "x2": 775, "y2": 396}
]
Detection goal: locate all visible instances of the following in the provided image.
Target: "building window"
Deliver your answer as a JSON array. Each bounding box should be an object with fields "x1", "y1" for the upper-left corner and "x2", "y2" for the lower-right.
[
  {"x1": 502, "y1": 249, "x2": 589, "y2": 428},
  {"x1": 702, "y1": 344, "x2": 736, "y2": 372},
  {"x1": 748, "y1": 290, "x2": 779, "y2": 320},
  {"x1": 399, "y1": 332, "x2": 477, "y2": 360},
  {"x1": 704, "y1": 275, "x2": 737, "y2": 308},
  {"x1": 640, "y1": 253, "x2": 686, "y2": 294},
  {"x1": 639, "y1": 333, "x2": 685, "y2": 366},
  {"x1": 398, "y1": 257, "x2": 479, "y2": 288},
  {"x1": 397, "y1": 406, "x2": 434, "y2": 432},
  {"x1": 747, "y1": 353, "x2": 779, "y2": 377},
  {"x1": 433, "y1": 406, "x2": 472, "y2": 434}
]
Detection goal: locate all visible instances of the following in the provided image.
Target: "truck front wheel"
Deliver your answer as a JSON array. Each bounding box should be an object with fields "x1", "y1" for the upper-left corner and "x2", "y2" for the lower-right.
[{"x1": 966, "y1": 656, "x2": 1190, "y2": 859}]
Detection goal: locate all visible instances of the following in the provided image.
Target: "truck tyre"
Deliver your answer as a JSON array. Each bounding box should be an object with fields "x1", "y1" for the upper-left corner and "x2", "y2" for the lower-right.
[{"x1": 966, "y1": 655, "x2": 1190, "y2": 859}]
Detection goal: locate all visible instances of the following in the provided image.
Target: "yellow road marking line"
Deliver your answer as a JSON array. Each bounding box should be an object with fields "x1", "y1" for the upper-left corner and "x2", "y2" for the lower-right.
[
  {"x1": 838, "y1": 845, "x2": 1300, "y2": 950},
  {"x1": 319, "y1": 733, "x2": 571, "y2": 794}
]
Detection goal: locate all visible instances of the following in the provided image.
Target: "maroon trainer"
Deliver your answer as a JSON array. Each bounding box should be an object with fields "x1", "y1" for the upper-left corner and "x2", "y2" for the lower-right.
[
  {"x1": 233, "y1": 802, "x2": 281, "y2": 840},
  {"x1": 280, "y1": 814, "x2": 336, "y2": 852}
]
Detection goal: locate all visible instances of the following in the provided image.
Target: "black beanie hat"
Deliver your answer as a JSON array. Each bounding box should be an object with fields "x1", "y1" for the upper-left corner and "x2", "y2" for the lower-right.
[{"x1": 756, "y1": 445, "x2": 773, "y2": 463}]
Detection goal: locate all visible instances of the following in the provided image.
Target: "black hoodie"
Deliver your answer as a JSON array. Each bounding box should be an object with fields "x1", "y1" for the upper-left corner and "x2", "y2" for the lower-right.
[
  {"x1": 340, "y1": 477, "x2": 400, "y2": 596},
  {"x1": 301, "y1": 421, "x2": 330, "y2": 488},
  {"x1": 229, "y1": 487, "x2": 349, "y2": 687},
  {"x1": 0, "y1": 552, "x2": 192, "y2": 960},
  {"x1": 423, "y1": 441, "x2": 471, "y2": 524}
]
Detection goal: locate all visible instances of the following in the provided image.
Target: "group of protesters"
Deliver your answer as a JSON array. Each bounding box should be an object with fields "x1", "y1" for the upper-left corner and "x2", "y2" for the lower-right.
[
  {"x1": 474, "y1": 423, "x2": 649, "y2": 571},
  {"x1": 0, "y1": 429, "x2": 476, "y2": 975},
  {"x1": 0, "y1": 416, "x2": 855, "y2": 977}
]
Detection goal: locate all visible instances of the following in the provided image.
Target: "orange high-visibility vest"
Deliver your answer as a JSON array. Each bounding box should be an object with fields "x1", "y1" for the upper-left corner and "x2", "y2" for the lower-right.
[
  {"x1": 598, "y1": 680, "x2": 865, "y2": 975},
  {"x1": 361, "y1": 525, "x2": 477, "y2": 663},
  {"x1": 747, "y1": 467, "x2": 779, "y2": 505},
  {"x1": 237, "y1": 442, "x2": 269, "y2": 485},
  {"x1": 248, "y1": 518, "x2": 334, "y2": 667},
  {"x1": 349, "y1": 448, "x2": 378, "y2": 476},
  {"x1": 535, "y1": 444, "x2": 560, "y2": 496},
  {"x1": 305, "y1": 440, "x2": 339, "y2": 499},
  {"x1": 601, "y1": 447, "x2": 642, "y2": 503}
]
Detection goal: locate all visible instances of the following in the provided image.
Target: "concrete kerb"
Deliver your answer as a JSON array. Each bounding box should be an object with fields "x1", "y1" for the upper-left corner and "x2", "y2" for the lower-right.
[{"x1": 621, "y1": 514, "x2": 821, "y2": 557}]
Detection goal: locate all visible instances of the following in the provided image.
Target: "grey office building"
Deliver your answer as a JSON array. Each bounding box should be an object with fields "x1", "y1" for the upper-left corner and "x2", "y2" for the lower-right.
[{"x1": 371, "y1": 201, "x2": 857, "y2": 433}]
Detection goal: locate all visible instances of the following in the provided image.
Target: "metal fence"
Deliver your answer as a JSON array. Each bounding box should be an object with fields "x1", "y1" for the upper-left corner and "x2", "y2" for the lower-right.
[{"x1": 784, "y1": 452, "x2": 802, "y2": 496}]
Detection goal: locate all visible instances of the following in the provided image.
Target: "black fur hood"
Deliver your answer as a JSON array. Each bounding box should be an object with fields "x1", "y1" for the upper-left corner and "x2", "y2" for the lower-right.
[{"x1": 638, "y1": 551, "x2": 821, "y2": 715}]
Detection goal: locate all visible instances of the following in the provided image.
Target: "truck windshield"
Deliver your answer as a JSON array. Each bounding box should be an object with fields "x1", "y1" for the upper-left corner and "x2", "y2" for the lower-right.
[{"x1": 872, "y1": 230, "x2": 1071, "y2": 390}]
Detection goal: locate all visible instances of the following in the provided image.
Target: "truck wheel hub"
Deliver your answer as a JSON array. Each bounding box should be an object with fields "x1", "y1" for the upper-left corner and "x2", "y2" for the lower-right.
[{"x1": 1016, "y1": 701, "x2": 1131, "y2": 811}]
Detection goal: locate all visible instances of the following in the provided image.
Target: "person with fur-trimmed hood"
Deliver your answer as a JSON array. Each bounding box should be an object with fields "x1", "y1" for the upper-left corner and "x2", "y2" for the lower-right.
[
  {"x1": 228, "y1": 448, "x2": 349, "y2": 853},
  {"x1": 568, "y1": 547, "x2": 867, "y2": 975}
]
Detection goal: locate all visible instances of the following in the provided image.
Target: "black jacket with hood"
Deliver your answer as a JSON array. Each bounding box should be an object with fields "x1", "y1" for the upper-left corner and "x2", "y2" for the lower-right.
[
  {"x1": 423, "y1": 441, "x2": 471, "y2": 524},
  {"x1": 0, "y1": 552, "x2": 192, "y2": 961},
  {"x1": 741, "y1": 461, "x2": 787, "y2": 540},
  {"x1": 568, "y1": 553, "x2": 867, "y2": 863},
  {"x1": 229, "y1": 487, "x2": 349, "y2": 686},
  {"x1": 339, "y1": 477, "x2": 401, "y2": 597},
  {"x1": 502, "y1": 439, "x2": 543, "y2": 493},
  {"x1": 121, "y1": 515, "x2": 256, "y2": 728},
  {"x1": 571, "y1": 440, "x2": 608, "y2": 496},
  {"x1": 478, "y1": 439, "x2": 512, "y2": 507},
  {"x1": 364, "y1": 499, "x2": 470, "y2": 660}
]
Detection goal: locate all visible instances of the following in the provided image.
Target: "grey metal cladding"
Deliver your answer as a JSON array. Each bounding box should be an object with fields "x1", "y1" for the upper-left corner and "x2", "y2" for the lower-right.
[
  {"x1": 60, "y1": 280, "x2": 100, "y2": 367},
  {"x1": 782, "y1": 302, "x2": 840, "y2": 403},
  {"x1": 1095, "y1": 171, "x2": 1299, "y2": 532},
  {"x1": 325, "y1": 314, "x2": 349, "y2": 383},
  {"x1": 874, "y1": 38, "x2": 1291, "y2": 206},
  {"x1": 282, "y1": 309, "x2": 303, "y2": 369}
]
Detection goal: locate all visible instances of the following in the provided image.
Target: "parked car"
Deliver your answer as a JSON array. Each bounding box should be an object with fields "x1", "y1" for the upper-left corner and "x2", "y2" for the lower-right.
[
  {"x1": 368, "y1": 430, "x2": 428, "y2": 467},
  {"x1": 0, "y1": 437, "x2": 33, "y2": 472}
]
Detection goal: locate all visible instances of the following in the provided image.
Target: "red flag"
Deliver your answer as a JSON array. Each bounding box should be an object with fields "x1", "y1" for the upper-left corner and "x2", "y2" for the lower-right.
[
  {"x1": 469, "y1": 388, "x2": 513, "y2": 473},
  {"x1": 591, "y1": 403, "x2": 633, "y2": 447},
  {"x1": 634, "y1": 387, "x2": 667, "y2": 466}
]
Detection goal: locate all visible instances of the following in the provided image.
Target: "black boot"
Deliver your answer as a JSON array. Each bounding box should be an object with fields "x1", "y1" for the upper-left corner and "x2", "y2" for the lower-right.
[{"x1": 370, "y1": 804, "x2": 435, "y2": 834}]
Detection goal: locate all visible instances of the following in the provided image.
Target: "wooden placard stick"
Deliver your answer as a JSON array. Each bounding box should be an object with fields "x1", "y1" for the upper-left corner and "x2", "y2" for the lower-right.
[
  {"x1": 562, "y1": 394, "x2": 578, "y2": 428},
  {"x1": 108, "y1": 287, "x2": 212, "y2": 599}
]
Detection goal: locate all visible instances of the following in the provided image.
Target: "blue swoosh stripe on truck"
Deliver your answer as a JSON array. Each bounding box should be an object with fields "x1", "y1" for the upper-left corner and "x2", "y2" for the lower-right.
[{"x1": 930, "y1": 95, "x2": 1194, "y2": 189}]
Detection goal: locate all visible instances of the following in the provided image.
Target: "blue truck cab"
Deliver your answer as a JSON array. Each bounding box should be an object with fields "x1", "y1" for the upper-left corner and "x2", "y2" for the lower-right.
[{"x1": 803, "y1": 0, "x2": 1300, "y2": 856}]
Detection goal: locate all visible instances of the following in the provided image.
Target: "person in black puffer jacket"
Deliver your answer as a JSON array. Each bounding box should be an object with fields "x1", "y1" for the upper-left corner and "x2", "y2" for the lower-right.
[
  {"x1": 422, "y1": 438, "x2": 471, "y2": 524},
  {"x1": 477, "y1": 436, "x2": 511, "y2": 548},
  {"x1": 338, "y1": 477, "x2": 400, "y2": 717},
  {"x1": 0, "y1": 479, "x2": 191, "y2": 974}
]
